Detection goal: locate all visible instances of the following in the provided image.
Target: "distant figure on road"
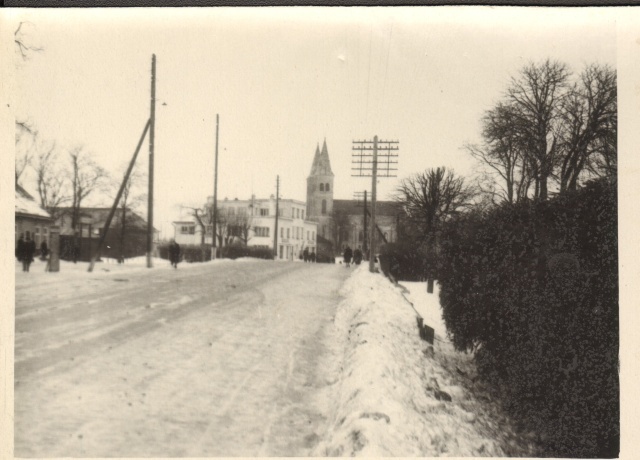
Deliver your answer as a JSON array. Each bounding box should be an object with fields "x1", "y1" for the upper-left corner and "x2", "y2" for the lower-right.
[
  {"x1": 353, "y1": 247, "x2": 363, "y2": 265},
  {"x1": 40, "y1": 240, "x2": 48, "y2": 261},
  {"x1": 303, "y1": 247, "x2": 309, "y2": 262},
  {"x1": 169, "y1": 239, "x2": 181, "y2": 269},
  {"x1": 343, "y1": 246, "x2": 353, "y2": 268},
  {"x1": 310, "y1": 249, "x2": 316, "y2": 263}
]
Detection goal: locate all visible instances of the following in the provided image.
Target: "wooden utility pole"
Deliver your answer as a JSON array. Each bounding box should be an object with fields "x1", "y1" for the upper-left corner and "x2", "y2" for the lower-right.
[
  {"x1": 212, "y1": 114, "x2": 219, "y2": 259},
  {"x1": 146, "y1": 54, "x2": 156, "y2": 269},
  {"x1": 88, "y1": 120, "x2": 151, "y2": 272},
  {"x1": 363, "y1": 190, "x2": 368, "y2": 256},
  {"x1": 369, "y1": 137, "x2": 378, "y2": 273},
  {"x1": 273, "y1": 175, "x2": 280, "y2": 259},
  {"x1": 352, "y1": 137, "x2": 399, "y2": 272}
]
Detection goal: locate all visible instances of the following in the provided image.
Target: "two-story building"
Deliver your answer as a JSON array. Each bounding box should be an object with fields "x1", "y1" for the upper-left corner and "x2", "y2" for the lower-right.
[{"x1": 173, "y1": 195, "x2": 318, "y2": 260}]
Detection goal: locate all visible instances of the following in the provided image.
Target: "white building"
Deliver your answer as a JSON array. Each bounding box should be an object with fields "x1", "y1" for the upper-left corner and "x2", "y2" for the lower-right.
[{"x1": 173, "y1": 195, "x2": 318, "y2": 260}]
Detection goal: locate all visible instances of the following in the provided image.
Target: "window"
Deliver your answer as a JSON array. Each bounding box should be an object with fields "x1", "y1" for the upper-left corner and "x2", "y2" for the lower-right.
[
  {"x1": 238, "y1": 207, "x2": 247, "y2": 217},
  {"x1": 181, "y1": 225, "x2": 195, "y2": 235},
  {"x1": 326, "y1": 183, "x2": 330, "y2": 192},
  {"x1": 228, "y1": 207, "x2": 236, "y2": 216},
  {"x1": 312, "y1": 231, "x2": 315, "y2": 241},
  {"x1": 287, "y1": 228, "x2": 290, "y2": 239},
  {"x1": 260, "y1": 208, "x2": 269, "y2": 216},
  {"x1": 307, "y1": 231, "x2": 310, "y2": 241},
  {"x1": 321, "y1": 199, "x2": 327, "y2": 215},
  {"x1": 319, "y1": 183, "x2": 324, "y2": 192},
  {"x1": 302, "y1": 211, "x2": 304, "y2": 220},
  {"x1": 255, "y1": 227, "x2": 270, "y2": 237},
  {"x1": 295, "y1": 209, "x2": 299, "y2": 219}
]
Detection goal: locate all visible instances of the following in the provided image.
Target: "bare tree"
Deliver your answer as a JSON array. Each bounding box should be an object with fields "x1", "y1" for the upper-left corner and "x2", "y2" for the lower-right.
[
  {"x1": 465, "y1": 102, "x2": 533, "y2": 204},
  {"x1": 14, "y1": 22, "x2": 43, "y2": 184},
  {"x1": 68, "y1": 147, "x2": 108, "y2": 233},
  {"x1": 395, "y1": 167, "x2": 475, "y2": 291},
  {"x1": 15, "y1": 120, "x2": 37, "y2": 185},
  {"x1": 14, "y1": 22, "x2": 43, "y2": 61},
  {"x1": 231, "y1": 209, "x2": 253, "y2": 246},
  {"x1": 506, "y1": 60, "x2": 570, "y2": 200},
  {"x1": 558, "y1": 64, "x2": 617, "y2": 191},
  {"x1": 32, "y1": 140, "x2": 68, "y2": 219},
  {"x1": 395, "y1": 167, "x2": 476, "y2": 242},
  {"x1": 183, "y1": 205, "x2": 210, "y2": 246}
]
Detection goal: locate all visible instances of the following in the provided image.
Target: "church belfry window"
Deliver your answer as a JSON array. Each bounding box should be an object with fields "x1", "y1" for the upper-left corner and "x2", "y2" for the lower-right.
[
  {"x1": 325, "y1": 183, "x2": 330, "y2": 192},
  {"x1": 319, "y1": 183, "x2": 324, "y2": 192},
  {"x1": 321, "y1": 199, "x2": 327, "y2": 215}
]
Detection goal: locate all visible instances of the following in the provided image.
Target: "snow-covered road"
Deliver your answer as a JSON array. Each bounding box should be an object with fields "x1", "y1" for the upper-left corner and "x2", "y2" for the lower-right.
[{"x1": 15, "y1": 259, "x2": 349, "y2": 457}]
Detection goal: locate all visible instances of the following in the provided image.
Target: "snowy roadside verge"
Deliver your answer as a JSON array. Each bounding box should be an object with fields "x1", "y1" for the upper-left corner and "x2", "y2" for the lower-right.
[{"x1": 314, "y1": 266, "x2": 534, "y2": 457}]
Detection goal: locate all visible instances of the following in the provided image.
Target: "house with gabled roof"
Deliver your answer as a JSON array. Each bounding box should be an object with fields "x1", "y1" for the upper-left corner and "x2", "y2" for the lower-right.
[{"x1": 15, "y1": 183, "x2": 52, "y2": 248}]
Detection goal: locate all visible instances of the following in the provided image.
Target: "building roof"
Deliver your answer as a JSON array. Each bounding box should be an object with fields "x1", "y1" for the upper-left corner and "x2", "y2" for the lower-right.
[
  {"x1": 55, "y1": 207, "x2": 155, "y2": 231},
  {"x1": 15, "y1": 183, "x2": 51, "y2": 220},
  {"x1": 309, "y1": 139, "x2": 334, "y2": 177},
  {"x1": 333, "y1": 199, "x2": 404, "y2": 217}
]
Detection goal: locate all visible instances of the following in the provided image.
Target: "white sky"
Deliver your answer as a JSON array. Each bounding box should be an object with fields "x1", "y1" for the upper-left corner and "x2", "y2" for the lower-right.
[{"x1": 7, "y1": 7, "x2": 618, "y2": 238}]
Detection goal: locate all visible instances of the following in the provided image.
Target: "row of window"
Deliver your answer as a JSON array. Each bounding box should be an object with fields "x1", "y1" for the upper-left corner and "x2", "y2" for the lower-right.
[
  {"x1": 279, "y1": 226, "x2": 314, "y2": 241},
  {"x1": 318, "y1": 183, "x2": 331, "y2": 192},
  {"x1": 255, "y1": 227, "x2": 270, "y2": 237}
]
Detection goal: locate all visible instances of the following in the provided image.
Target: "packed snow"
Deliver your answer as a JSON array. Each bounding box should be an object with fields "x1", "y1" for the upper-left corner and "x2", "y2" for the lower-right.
[
  {"x1": 15, "y1": 256, "x2": 534, "y2": 456},
  {"x1": 314, "y1": 265, "x2": 535, "y2": 457}
]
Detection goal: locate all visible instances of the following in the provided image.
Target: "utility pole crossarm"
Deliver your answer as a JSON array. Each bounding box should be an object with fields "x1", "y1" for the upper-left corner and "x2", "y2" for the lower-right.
[{"x1": 351, "y1": 137, "x2": 399, "y2": 272}]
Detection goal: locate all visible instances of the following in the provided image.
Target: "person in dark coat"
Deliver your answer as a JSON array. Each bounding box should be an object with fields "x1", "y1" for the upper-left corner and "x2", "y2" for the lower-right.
[
  {"x1": 353, "y1": 247, "x2": 363, "y2": 265},
  {"x1": 169, "y1": 239, "x2": 181, "y2": 268},
  {"x1": 310, "y1": 249, "x2": 316, "y2": 263},
  {"x1": 303, "y1": 247, "x2": 309, "y2": 263},
  {"x1": 343, "y1": 246, "x2": 353, "y2": 268},
  {"x1": 40, "y1": 240, "x2": 48, "y2": 260},
  {"x1": 16, "y1": 235, "x2": 25, "y2": 263},
  {"x1": 21, "y1": 235, "x2": 36, "y2": 272}
]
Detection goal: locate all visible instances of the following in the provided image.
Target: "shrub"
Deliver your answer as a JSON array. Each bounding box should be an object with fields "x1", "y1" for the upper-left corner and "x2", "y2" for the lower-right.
[
  {"x1": 438, "y1": 179, "x2": 618, "y2": 458},
  {"x1": 378, "y1": 242, "x2": 429, "y2": 281},
  {"x1": 223, "y1": 245, "x2": 274, "y2": 260}
]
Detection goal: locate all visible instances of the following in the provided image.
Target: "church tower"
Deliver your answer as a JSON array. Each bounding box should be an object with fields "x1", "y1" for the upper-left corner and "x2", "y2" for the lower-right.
[{"x1": 306, "y1": 139, "x2": 334, "y2": 240}]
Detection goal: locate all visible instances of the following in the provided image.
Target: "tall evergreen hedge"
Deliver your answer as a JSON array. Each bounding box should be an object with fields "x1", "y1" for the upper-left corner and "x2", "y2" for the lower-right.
[{"x1": 438, "y1": 179, "x2": 618, "y2": 458}]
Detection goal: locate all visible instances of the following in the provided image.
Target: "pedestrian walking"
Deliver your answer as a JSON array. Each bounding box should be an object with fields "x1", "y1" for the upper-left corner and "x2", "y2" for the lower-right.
[
  {"x1": 353, "y1": 247, "x2": 363, "y2": 265},
  {"x1": 343, "y1": 246, "x2": 353, "y2": 268},
  {"x1": 20, "y1": 235, "x2": 36, "y2": 272},
  {"x1": 169, "y1": 239, "x2": 181, "y2": 268},
  {"x1": 310, "y1": 249, "x2": 316, "y2": 263},
  {"x1": 303, "y1": 247, "x2": 309, "y2": 262},
  {"x1": 40, "y1": 240, "x2": 48, "y2": 261}
]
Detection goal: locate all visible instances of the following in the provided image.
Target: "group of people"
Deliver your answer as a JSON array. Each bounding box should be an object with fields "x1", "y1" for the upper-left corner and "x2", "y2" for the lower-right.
[
  {"x1": 343, "y1": 246, "x2": 363, "y2": 268},
  {"x1": 16, "y1": 235, "x2": 48, "y2": 272},
  {"x1": 302, "y1": 247, "x2": 317, "y2": 263}
]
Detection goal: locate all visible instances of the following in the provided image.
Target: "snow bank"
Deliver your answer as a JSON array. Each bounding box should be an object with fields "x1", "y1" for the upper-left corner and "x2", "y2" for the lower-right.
[{"x1": 315, "y1": 267, "x2": 532, "y2": 457}]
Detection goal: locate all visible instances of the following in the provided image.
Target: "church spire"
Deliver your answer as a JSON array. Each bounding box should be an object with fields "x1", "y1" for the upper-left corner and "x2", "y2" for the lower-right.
[{"x1": 310, "y1": 139, "x2": 333, "y2": 176}]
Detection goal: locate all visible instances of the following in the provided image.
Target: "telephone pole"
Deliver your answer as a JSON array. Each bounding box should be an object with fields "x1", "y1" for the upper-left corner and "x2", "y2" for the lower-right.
[
  {"x1": 273, "y1": 175, "x2": 280, "y2": 260},
  {"x1": 146, "y1": 54, "x2": 156, "y2": 269},
  {"x1": 212, "y1": 114, "x2": 219, "y2": 259},
  {"x1": 352, "y1": 137, "x2": 399, "y2": 273}
]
